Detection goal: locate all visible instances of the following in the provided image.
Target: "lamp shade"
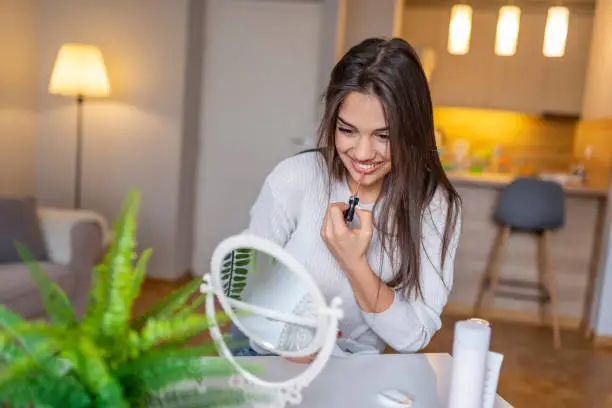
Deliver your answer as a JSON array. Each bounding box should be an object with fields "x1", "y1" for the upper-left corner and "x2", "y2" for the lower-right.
[{"x1": 49, "y1": 43, "x2": 111, "y2": 97}]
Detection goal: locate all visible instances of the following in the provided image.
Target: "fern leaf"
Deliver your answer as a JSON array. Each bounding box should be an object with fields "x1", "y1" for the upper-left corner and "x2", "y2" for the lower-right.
[
  {"x1": 15, "y1": 242, "x2": 76, "y2": 326},
  {"x1": 0, "y1": 320, "x2": 73, "y2": 381},
  {"x1": 131, "y1": 278, "x2": 202, "y2": 330},
  {"x1": 139, "y1": 312, "x2": 227, "y2": 351},
  {"x1": 0, "y1": 340, "x2": 57, "y2": 387},
  {"x1": 0, "y1": 307, "x2": 28, "y2": 363},
  {"x1": 0, "y1": 370, "x2": 91, "y2": 408},
  {"x1": 129, "y1": 248, "x2": 153, "y2": 306},
  {"x1": 0, "y1": 304, "x2": 24, "y2": 328},
  {"x1": 82, "y1": 263, "x2": 110, "y2": 332},
  {"x1": 113, "y1": 345, "x2": 219, "y2": 377},
  {"x1": 220, "y1": 249, "x2": 255, "y2": 301},
  {"x1": 82, "y1": 188, "x2": 140, "y2": 335},
  {"x1": 100, "y1": 189, "x2": 142, "y2": 336},
  {"x1": 0, "y1": 308, "x2": 53, "y2": 365},
  {"x1": 5, "y1": 320, "x2": 69, "y2": 344},
  {"x1": 62, "y1": 339, "x2": 130, "y2": 408},
  {"x1": 102, "y1": 329, "x2": 143, "y2": 370},
  {"x1": 114, "y1": 351, "x2": 248, "y2": 395},
  {"x1": 173, "y1": 294, "x2": 206, "y2": 320},
  {"x1": 147, "y1": 387, "x2": 256, "y2": 408}
]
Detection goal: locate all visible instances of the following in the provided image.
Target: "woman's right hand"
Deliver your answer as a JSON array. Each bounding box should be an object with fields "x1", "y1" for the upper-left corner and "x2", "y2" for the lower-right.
[{"x1": 283, "y1": 330, "x2": 343, "y2": 363}]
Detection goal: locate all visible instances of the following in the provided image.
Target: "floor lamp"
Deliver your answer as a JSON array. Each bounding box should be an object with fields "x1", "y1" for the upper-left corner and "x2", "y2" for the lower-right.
[{"x1": 49, "y1": 43, "x2": 111, "y2": 209}]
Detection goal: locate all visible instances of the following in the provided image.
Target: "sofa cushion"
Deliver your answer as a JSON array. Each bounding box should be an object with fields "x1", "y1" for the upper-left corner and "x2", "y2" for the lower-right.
[
  {"x1": 0, "y1": 262, "x2": 69, "y2": 300},
  {"x1": 0, "y1": 262, "x2": 74, "y2": 319},
  {"x1": 0, "y1": 196, "x2": 48, "y2": 263}
]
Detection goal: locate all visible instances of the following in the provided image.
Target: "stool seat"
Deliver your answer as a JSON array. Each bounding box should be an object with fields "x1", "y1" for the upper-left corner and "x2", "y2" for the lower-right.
[
  {"x1": 473, "y1": 177, "x2": 565, "y2": 349},
  {"x1": 494, "y1": 177, "x2": 565, "y2": 231}
]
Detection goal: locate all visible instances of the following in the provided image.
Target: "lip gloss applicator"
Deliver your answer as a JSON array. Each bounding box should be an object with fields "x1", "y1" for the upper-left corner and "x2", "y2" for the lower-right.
[{"x1": 344, "y1": 172, "x2": 365, "y2": 223}]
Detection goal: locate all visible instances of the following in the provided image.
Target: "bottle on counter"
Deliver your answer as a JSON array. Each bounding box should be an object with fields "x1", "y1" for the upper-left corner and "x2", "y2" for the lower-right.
[
  {"x1": 571, "y1": 144, "x2": 592, "y2": 184},
  {"x1": 451, "y1": 139, "x2": 471, "y2": 172},
  {"x1": 488, "y1": 144, "x2": 502, "y2": 173},
  {"x1": 435, "y1": 128, "x2": 445, "y2": 147},
  {"x1": 470, "y1": 148, "x2": 490, "y2": 174}
]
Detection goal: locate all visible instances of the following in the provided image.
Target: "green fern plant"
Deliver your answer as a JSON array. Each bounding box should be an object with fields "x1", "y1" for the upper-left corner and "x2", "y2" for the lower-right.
[
  {"x1": 220, "y1": 248, "x2": 258, "y2": 301},
  {"x1": 0, "y1": 189, "x2": 263, "y2": 408},
  {"x1": 219, "y1": 249, "x2": 285, "y2": 301}
]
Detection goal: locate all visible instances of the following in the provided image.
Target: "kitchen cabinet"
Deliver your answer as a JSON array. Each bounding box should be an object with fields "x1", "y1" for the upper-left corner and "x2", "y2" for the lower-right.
[
  {"x1": 539, "y1": 13, "x2": 593, "y2": 115},
  {"x1": 402, "y1": 6, "x2": 593, "y2": 116}
]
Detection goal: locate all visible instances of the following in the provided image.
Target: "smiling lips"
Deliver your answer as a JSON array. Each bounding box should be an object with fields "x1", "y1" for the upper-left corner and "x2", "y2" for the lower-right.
[{"x1": 352, "y1": 160, "x2": 382, "y2": 175}]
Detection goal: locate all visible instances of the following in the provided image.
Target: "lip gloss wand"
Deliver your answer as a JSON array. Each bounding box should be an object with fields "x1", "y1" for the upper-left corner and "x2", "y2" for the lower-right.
[{"x1": 344, "y1": 172, "x2": 365, "y2": 223}]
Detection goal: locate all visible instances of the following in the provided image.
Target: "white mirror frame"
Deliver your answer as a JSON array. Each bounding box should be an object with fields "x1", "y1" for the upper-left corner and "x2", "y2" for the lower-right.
[{"x1": 200, "y1": 234, "x2": 344, "y2": 408}]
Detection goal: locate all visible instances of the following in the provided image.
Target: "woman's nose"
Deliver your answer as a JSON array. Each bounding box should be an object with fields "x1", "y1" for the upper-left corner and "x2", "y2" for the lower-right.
[{"x1": 353, "y1": 135, "x2": 375, "y2": 160}]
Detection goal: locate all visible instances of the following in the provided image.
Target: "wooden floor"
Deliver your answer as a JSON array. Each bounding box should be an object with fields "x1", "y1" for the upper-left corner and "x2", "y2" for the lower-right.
[
  {"x1": 423, "y1": 316, "x2": 612, "y2": 408},
  {"x1": 135, "y1": 278, "x2": 612, "y2": 408}
]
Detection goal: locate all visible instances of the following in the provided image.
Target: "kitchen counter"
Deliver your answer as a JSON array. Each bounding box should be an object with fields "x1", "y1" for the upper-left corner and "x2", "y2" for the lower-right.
[
  {"x1": 446, "y1": 170, "x2": 609, "y2": 333},
  {"x1": 446, "y1": 171, "x2": 609, "y2": 197}
]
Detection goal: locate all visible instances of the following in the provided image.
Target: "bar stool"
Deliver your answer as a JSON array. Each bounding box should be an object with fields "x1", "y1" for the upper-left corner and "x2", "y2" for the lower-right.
[{"x1": 473, "y1": 177, "x2": 565, "y2": 349}]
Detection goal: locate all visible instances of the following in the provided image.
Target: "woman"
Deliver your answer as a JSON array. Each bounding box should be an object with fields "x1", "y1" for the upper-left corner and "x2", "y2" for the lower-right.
[{"x1": 236, "y1": 37, "x2": 462, "y2": 361}]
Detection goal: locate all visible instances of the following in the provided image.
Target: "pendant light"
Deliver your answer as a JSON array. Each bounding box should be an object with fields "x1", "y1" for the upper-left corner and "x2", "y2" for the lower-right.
[
  {"x1": 495, "y1": 5, "x2": 521, "y2": 56},
  {"x1": 543, "y1": 6, "x2": 570, "y2": 57},
  {"x1": 448, "y1": 4, "x2": 473, "y2": 55}
]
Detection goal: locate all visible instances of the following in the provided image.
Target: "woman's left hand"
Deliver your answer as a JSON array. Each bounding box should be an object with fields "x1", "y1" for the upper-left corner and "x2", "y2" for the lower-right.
[
  {"x1": 321, "y1": 203, "x2": 373, "y2": 273},
  {"x1": 284, "y1": 353, "x2": 317, "y2": 364}
]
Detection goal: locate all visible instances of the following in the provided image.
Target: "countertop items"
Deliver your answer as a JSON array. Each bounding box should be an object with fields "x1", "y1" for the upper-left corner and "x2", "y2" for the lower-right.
[{"x1": 446, "y1": 170, "x2": 609, "y2": 197}]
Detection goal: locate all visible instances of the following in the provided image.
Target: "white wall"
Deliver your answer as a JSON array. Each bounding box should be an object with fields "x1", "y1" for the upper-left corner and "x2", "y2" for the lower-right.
[
  {"x1": 0, "y1": 0, "x2": 37, "y2": 195},
  {"x1": 174, "y1": 0, "x2": 205, "y2": 278},
  {"x1": 582, "y1": 0, "x2": 612, "y2": 119},
  {"x1": 343, "y1": 0, "x2": 400, "y2": 52},
  {"x1": 192, "y1": 0, "x2": 327, "y2": 275},
  {"x1": 316, "y1": 0, "x2": 346, "y2": 105},
  {"x1": 35, "y1": 0, "x2": 195, "y2": 279},
  {"x1": 593, "y1": 191, "x2": 612, "y2": 336}
]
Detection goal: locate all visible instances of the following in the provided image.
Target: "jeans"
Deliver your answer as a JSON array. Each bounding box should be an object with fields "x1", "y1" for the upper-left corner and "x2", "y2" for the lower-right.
[
  {"x1": 228, "y1": 323, "x2": 274, "y2": 357},
  {"x1": 232, "y1": 346, "x2": 272, "y2": 357}
]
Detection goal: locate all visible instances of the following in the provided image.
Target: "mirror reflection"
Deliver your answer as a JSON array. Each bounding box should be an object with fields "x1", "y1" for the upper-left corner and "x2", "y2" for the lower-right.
[{"x1": 217, "y1": 246, "x2": 319, "y2": 355}]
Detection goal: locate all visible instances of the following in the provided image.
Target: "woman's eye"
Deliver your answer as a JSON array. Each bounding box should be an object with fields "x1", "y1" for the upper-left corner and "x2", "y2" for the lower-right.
[
  {"x1": 338, "y1": 127, "x2": 354, "y2": 134},
  {"x1": 377, "y1": 134, "x2": 389, "y2": 140}
]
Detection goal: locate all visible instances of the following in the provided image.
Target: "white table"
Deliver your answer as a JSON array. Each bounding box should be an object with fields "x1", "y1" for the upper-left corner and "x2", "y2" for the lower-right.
[{"x1": 235, "y1": 353, "x2": 513, "y2": 407}]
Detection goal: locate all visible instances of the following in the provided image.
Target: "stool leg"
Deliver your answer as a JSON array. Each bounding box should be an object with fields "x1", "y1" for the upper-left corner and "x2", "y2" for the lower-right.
[
  {"x1": 540, "y1": 231, "x2": 561, "y2": 349},
  {"x1": 474, "y1": 226, "x2": 511, "y2": 316},
  {"x1": 536, "y1": 233, "x2": 547, "y2": 325},
  {"x1": 473, "y1": 228, "x2": 501, "y2": 315}
]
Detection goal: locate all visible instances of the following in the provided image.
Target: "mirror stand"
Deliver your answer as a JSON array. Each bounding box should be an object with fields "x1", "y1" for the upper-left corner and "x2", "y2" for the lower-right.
[{"x1": 201, "y1": 275, "x2": 344, "y2": 408}]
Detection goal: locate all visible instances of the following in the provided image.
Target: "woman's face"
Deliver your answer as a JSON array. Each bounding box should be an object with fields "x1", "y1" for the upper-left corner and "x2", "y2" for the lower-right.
[{"x1": 335, "y1": 92, "x2": 392, "y2": 192}]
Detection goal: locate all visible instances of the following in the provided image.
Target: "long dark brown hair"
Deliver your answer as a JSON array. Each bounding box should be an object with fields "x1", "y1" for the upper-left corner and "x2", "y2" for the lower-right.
[{"x1": 314, "y1": 37, "x2": 461, "y2": 300}]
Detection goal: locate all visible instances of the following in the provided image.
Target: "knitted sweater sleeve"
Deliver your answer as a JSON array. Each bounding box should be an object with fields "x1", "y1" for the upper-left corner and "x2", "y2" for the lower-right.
[
  {"x1": 246, "y1": 160, "x2": 303, "y2": 247},
  {"x1": 361, "y1": 192, "x2": 462, "y2": 353}
]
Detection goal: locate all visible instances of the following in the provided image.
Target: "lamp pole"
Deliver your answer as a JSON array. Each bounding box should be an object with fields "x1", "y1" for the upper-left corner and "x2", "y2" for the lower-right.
[
  {"x1": 74, "y1": 94, "x2": 84, "y2": 209},
  {"x1": 48, "y1": 43, "x2": 110, "y2": 209}
]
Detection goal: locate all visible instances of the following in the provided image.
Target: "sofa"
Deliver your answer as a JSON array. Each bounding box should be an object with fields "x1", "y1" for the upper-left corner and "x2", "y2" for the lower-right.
[{"x1": 0, "y1": 196, "x2": 109, "y2": 320}]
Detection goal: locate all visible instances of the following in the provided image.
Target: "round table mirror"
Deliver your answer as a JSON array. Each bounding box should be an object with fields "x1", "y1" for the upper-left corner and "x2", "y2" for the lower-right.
[{"x1": 201, "y1": 233, "x2": 344, "y2": 407}]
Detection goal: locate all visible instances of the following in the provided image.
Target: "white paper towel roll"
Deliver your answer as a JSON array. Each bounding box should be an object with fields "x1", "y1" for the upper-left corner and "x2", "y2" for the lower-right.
[
  {"x1": 482, "y1": 352, "x2": 504, "y2": 408},
  {"x1": 448, "y1": 319, "x2": 491, "y2": 408}
]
